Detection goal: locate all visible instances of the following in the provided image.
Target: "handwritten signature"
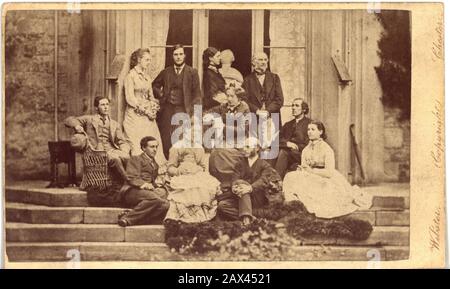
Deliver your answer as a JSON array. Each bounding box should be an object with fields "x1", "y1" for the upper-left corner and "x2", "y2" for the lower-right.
[
  {"x1": 431, "y1": 17, "x2": 443, "y2": 62},
  {"x1": 431, "y1": 99, "x2": 444, "y2": 169},
  {"x1": 429, "y1": 207, "x2": 441, "y2": 251}
]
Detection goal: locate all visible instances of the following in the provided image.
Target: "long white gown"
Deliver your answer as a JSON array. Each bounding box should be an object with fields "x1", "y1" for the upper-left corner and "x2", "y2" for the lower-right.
[
  {"x1": 164, "y1": 144, "x2": 220, "y2": 223},
  {"x1": 123, "y1": 66, "x2": 166, "y2": 165},
  {"x1": 283, "y1": 139, "x2": 372, "y2": 219}
]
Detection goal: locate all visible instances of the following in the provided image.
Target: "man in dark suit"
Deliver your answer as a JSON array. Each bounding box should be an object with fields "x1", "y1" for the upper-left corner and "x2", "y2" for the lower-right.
[
  {"x1": 118, "y1": 136, "x2": 169, "y2": 227},
  {"x1": 64, "y1": 96, "x2": 130, "y2": 182},
  {"x1": 274, "y1": 98, "x2": 311, "y2": 178},
  {"x1": 242, "y1": 52, "x2": 284, "y2": 125},
  {"x1": 152, "y1": 44, "x2": 202, "y2": 158},
  {"x1": 210, "y1": 137, "x2": 283, "y2": 225}
]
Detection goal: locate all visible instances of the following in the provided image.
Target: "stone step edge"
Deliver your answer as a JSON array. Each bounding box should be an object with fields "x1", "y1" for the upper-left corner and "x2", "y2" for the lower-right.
[
  {"x1": 5, "y1": 186, "x2": 410, "y2": 198},
  {"x1": 5, "y1": 201, "x2": 409, "y2": 213},
  {"x1": 6, "y1": 202, "x2": 410, "y2": 226},
  {"x1": 6, "y1": 223, "x2": 409, "y2": 246},
  {"x1": 5, "y1": 242, "x2": 410, "y2": 262},
  {"x1": 6, "y1": 187, "x2": 410, "y2": 210}
]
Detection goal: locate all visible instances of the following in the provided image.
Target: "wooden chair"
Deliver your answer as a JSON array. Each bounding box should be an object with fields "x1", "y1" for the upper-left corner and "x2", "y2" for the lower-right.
[{"x1": 47, "y1": 141, "x2": 78, "y2": 188}]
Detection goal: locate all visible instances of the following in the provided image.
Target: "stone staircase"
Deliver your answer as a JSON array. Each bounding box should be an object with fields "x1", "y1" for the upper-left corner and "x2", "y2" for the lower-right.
[{"x1": 4, "y1": 181, "x2": 410, "y2": 262}]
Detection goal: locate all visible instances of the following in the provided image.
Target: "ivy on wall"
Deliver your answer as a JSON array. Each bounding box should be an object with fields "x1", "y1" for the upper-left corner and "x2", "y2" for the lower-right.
[
  {"x1": 375, "y1": 11, "x2": 411, "y2": 120},
  {"x1": 5, "y1": 11, "x2": 55, "y2": 180}
]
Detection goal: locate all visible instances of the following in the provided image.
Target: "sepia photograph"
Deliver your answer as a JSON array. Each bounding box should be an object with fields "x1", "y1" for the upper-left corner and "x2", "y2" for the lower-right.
[{"x1": 1, "y1": 2, "x2": 445, "y2": 269}]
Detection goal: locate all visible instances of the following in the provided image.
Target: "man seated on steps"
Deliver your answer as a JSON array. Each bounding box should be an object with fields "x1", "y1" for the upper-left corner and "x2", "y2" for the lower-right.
[
  {"x1": 273, "y1": 98, "x2": 311, "y2": 179},
  {"x1": 210, "y1": 136, "x2": 283, "y2": 225},
  {"x1": 65, "y1": 96, "x2": 130, "y2": 183},
  {"x1": 118, "y1": 136, "x2": 169, "y2": 227},
  {"x1": 65, "y1": 96, "x2": 130, "y2": 207}
]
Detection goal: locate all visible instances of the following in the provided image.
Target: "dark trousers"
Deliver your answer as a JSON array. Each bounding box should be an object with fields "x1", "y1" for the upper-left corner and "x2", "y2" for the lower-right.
[
  {"x1": 87, "y1": 180, "x2": 123, "y2": 207},
  {"x1": 122, "y1": 187, "x2": 169, "y2": 225},
  {"x1": 274, "y1": 148, "x2": 301, "y2": 179},
  {"x1": 108, "y1": 158, "x2": 128, "y2": 182},
  {"x1": 106, "y1": 149, "x2": 129, "y2": 182},
  {"x1": 251, "y1": 188, "x2": 269, "y2": 209},
  {"x1": 157, "y1": 103, "x2": 186, "y2": 159},
  {"x1": 216, "y1": 193, "x2": 252, "y2": 221}
]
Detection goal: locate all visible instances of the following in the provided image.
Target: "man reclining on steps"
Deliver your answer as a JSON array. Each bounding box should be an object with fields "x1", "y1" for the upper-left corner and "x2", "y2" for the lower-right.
[{"x1": 117, "y1": 136, "x2": 169, "y2": 227}]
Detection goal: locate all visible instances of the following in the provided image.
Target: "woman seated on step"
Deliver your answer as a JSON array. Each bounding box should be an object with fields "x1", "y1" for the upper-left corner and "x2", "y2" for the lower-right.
[
  {"x1": 283, "y1": 120, "x2": 373, "y2": 219},
  {"x1": 164, "y1": 117, "x2": 221, "y2": 223}
]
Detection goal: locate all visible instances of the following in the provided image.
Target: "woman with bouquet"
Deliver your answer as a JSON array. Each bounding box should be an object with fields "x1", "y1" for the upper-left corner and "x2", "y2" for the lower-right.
[{"x1": 123, "y1": 48, "x2": 166, "y2": 164}]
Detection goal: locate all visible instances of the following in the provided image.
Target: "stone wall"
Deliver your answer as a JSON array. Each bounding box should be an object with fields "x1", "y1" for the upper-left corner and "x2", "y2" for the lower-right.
[
  {"x1": 384, "y1": 107, "x2": 411, "y2": 182},
  {"x1": 5, "y1": 10, "x2": 82, "y2": 180},
  {"x1": 4, "y1": 10, "x2": 410, "y2": 184}
]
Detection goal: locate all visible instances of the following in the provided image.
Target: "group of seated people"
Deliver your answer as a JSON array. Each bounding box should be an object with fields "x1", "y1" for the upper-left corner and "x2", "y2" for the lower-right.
[
  {"x1": 65, "y1": 93, "x2": 372, "y2": 227},
  {"x1": 64, "y1": 45, "x2": 372, "y2": 227}
]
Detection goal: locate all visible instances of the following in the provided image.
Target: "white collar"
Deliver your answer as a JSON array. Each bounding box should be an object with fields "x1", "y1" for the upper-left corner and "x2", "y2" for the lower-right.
[
  {"x1": 309, "y1": 138, "x2": 323, "y2": 147},
  {"x1": 174, "y1": 63, "x2": 185, "y2": 72},
  {"x1": 294, "y1": 115, "x2": 304, "y2": 123},
  {"x1": 248, "y1": 155, "x2": 259, "y2": 167}
]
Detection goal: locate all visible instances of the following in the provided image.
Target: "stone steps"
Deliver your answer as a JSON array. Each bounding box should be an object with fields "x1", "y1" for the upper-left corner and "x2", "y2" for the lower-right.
[
  {"x1": 5, "y1": 242, "x2": 409, "y2": 262},
  {"x1": 5, "y1": 187, "x2": 88, "y2": 207},
  {"x1": 6, "y1": 242, "x2": 180, "y2": 262},
  {"x1": 5, "y1": 185, "x2": 410, "y2": 209},
  {"x1": 6, "y1": 223, "x2": 165, "y2": 243},
  {"x1": 5, "y1": 181, "x2": 410, "y2": 262},
  {"x1": 6, "y1": 202, "x2": 410, "y2": 226},
  {"x1": 6, "y1": 222, "x2": 409, "y2": 246},
  {"x1": 6, "y1": 202, "x2": 123, "y2": 224}
]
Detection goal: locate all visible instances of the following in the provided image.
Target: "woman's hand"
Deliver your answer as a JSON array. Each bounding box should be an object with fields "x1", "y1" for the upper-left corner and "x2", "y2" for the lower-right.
[
  {"x1": 140, "y1": 182, "x2": 154, "y2": 190},
  {"x1": 297, "y1": 164, "x2": 311, "y2": 173},
  {"x1": 213, "y1": 92, "x2": 228, "y2": 104},
  {"x1": 303, "y1": 165, "x2": 313, "y2": 173},
  {"x1": 74, "y1": 125, "x2": 84, "y2": 134}
]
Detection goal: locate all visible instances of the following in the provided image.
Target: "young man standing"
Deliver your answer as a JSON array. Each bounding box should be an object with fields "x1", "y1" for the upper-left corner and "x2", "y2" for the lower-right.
[{"x1": 152, "y1": 44, "x2": 202, "y2": 158}]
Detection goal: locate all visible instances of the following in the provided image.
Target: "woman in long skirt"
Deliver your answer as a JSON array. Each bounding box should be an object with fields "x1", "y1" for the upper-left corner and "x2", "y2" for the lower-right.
[
  {"x1": 123, "y1": 48, "x2": 166, "y2": 165},
  {"x1": 283, "y1": 121, "x2": 372, "y2": 218}
]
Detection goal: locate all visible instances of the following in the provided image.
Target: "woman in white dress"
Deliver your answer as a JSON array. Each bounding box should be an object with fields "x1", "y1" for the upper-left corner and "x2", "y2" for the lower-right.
[
  {"x1": 283, "y1": 121, "x2": 372, "y2": 218},
  {"x1": 123, "y1": 48, "x2": 166, "y2": 165},
  {"x1": 164, "y1": 124, "x2": 221, "y2": 223}
]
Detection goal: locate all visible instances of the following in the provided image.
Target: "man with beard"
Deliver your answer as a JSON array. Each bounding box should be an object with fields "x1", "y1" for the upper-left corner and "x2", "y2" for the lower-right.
[
  {"x1": 152, "y1": 44, "x2": 202, "y2": 158},
  {"x1": 274, "y1": 98, "x2": 311, "y2": 178},
  {"x1": 242, "y1": 52, "x2": 284, "y2": 124},
  {"x1": 210, "y1": 137, "x2": 283, "y2": 225}
]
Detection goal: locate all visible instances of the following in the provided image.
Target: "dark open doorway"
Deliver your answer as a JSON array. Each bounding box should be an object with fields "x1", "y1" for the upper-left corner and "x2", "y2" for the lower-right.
[{"x1": 208, "y1": 10, "x2": 252, "y2": 78}]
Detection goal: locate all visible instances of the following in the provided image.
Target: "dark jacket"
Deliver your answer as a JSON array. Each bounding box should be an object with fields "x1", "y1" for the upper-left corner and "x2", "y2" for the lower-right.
[
  {"x1": 279, "y1": 117, "x2": 311, "y2": 154},
  {"x1": 209, "y1": 148, "x2": 282, "y2": 208},
  {"x1": 234, "y1": 157, "x2": 283, "y2": 208},
  {"x1": 121, "y1": 152, "x2": 159, "y2": 193},
  {"x1": 242, "y1": 71, "x2": 284, "y2": 114},
  {"x1": 203, "y1": 68, "x2": 226, "y2": 110},
  {"x1": 152, "y1": 65, "x2": 202, "y2": 115}
]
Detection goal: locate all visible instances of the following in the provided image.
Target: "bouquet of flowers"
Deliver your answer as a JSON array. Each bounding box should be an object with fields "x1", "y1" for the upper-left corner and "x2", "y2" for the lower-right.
[{"x1": 135, "y1": 96, "x2": 160, "y2": 120}]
